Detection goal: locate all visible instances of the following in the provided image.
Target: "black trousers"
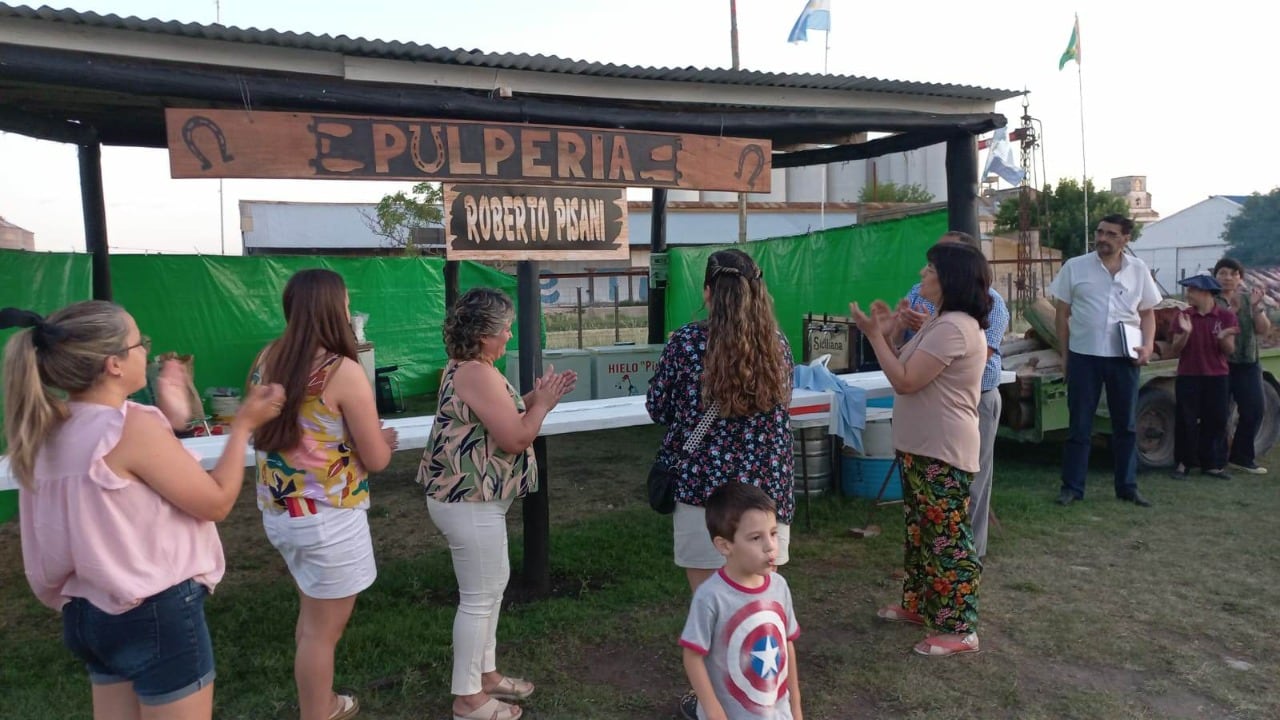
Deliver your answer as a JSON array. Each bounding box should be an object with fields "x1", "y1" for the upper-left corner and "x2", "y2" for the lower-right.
[
  {"x1": 1175, "y1": 375, "x2": 1231, "y2": 471},
  {"x1": 1227, "y1": 361, "x2": 1265, "y2": 467}
]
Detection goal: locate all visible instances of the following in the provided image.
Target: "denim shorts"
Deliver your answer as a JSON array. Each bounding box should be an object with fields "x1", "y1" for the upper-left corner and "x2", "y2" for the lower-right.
[{"x1": 62, "y1": 578, "x2": 216, "y2": 705}]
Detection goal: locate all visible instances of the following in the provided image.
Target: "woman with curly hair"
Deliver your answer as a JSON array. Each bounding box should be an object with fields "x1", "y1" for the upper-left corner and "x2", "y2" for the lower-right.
[
  {"x1": 646, "y1": 249, "x2": 794, "y2": 718},
  {"x1": 418, "y1": 288, "x2": 576, "y2": 720},
  {"x1": 850, "y1": 241, "x2": 992, "y2": 657},
  {"x1": 251, "y1": 269, "x2": 398, "y2": 720}
]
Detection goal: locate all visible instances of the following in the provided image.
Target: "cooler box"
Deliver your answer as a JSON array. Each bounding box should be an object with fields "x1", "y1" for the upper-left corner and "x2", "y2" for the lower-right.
[
  {"x1": 589, "y1": 343, "x2": 664, "y2": 399},
  {"x1": 842, "y1": 395, "x2": 900, "y2": 500},
  {"x1": 841, "y1": 452, "x2": 903, "y2": 501},
  {"x1": 502, "y1": 349, "x2": 593, "y2": 402}
]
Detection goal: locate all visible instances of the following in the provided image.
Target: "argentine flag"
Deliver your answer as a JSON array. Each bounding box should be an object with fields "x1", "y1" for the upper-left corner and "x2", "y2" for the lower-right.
[{"x1": 787, "y1": 0, "x2": 831, "y2": 44}]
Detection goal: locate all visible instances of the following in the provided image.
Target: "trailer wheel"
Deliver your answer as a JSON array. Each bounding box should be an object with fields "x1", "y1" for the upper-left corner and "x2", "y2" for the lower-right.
[{"x1": 1136, "y1": 386, "x2": 1176, "y2": 469}]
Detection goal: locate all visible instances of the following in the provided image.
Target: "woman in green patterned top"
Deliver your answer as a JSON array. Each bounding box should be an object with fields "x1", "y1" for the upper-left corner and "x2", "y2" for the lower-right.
[
  {"x1": 418, "y1": 288, "x2": 576, "y2": 720},
  {"x1": 1214, "y1": 257, "x2": 1273, "y2": 474}
]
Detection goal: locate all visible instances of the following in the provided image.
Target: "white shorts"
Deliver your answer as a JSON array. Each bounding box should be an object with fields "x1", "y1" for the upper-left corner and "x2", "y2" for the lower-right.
[
  {"x1": 673, "y1": 502, "x2": 791, "y2": 569},
  {"x1": 262, "y1": 504, "x2": 377, "y2": 600}
]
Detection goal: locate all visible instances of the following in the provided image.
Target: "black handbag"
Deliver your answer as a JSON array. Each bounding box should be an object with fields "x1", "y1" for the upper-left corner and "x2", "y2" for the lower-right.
[
  {"x1": 647, "y1": 400, "x2": 720, "y2": 514},
  {"x1": 647, "y1": 461, "x2": 678, "y2": 514}
]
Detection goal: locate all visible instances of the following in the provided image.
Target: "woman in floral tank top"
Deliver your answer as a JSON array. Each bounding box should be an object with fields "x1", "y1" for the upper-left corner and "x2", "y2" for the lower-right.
[
  {"x1": 251, "y1": 269, "x2": 397, "y2": 720},
  {"x1": 418, "y1": 288, "x2": 575, "y2": 720}
]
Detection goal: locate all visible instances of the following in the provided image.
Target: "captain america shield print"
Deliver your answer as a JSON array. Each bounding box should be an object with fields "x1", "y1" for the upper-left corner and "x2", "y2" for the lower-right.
[{"x1": 722, "y1": 599, "x2": 790, "y2": 712}]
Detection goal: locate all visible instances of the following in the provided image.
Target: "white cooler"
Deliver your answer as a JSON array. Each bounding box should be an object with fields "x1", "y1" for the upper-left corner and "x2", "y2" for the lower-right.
[
  {"x1": 503, "y1": 348, "x2": 594, "y2": 402},
  {"x1": 589, "y1": 343, "x2": 664, "y2": 399}
]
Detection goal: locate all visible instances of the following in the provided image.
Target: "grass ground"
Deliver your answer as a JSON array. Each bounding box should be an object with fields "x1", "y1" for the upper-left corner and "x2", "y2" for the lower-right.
[{"x1": 2, "y1": 428, "x2": 1278, "y2": 719}]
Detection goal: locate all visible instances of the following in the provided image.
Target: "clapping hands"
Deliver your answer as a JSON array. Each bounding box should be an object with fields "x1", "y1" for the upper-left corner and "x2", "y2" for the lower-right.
[
  {"x1": 849, "y1": 300, "x2": 892, "y2": 337},
  {"x1": 530, "y1": 364, "x2": 578, "y2": 409}
]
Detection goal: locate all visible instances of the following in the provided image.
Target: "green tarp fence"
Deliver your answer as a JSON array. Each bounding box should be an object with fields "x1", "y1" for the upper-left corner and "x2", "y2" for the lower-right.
[
  {"x1": 0, "y1": 250, "x2": 92, "y2": 519},
  {"x1": 665, "y1": 210, "x2": 947, "y2": 357},
  {"x1": 0, "y1": 253, "x2": 526, "y2": 414},
  {"x1": 111, "y1": 255, "x2": 449, "y2": 399}
]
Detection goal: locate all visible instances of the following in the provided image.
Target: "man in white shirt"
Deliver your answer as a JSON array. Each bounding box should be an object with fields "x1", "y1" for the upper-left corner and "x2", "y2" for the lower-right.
[{"x1": 1048, "y1": 214, "x2": 1162, "y2": 507}]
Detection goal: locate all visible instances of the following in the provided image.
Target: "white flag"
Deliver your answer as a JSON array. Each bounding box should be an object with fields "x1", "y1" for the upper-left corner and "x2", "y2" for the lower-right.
[
  {"x1": 982, "y1": 127, "x2": 1026, "y2": 186},
  {"x1": 787, "y1": 0, "x2": 831, "y2": 44}
]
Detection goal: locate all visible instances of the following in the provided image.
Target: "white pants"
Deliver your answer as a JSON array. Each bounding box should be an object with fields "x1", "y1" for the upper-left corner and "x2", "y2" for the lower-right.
[
  {"x1": 427, "y1": 496, "x2": 514, "y2": 696},
  {"x1": 972, "y1": 388, "x2": 1002, "y2": 558},
  {"x1": 673, "y1": 502, "x2": 791, "y2": 569}
]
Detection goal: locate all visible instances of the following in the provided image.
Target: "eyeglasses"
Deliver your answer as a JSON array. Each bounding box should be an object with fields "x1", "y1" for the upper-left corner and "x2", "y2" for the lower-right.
[{"x1": 118, "y1": 335, "x2": 151, "y2": 355}]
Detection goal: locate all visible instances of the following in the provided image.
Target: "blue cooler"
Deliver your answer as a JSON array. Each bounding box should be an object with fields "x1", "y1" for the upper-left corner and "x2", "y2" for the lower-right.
[{"x1": 841, "y1": 454, "x2": 903, "y2": 501}]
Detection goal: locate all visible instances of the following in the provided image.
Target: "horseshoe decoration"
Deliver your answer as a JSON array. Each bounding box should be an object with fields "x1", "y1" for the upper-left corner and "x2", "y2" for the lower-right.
[
  {"x1": 734, "y1": 143, "x2": 766, "y2": 190},
  {"x1": 180, "y1": 116, "x2": 234, "y2": 171},
  {"x1": 410, "y1": 125, "x2": 447, "y2": 174}
]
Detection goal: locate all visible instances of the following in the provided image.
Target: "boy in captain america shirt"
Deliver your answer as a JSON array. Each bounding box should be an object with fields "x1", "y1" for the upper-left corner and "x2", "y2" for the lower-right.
[{"x1": 680, "y1": 483, "x2": 803, "y2": 720}]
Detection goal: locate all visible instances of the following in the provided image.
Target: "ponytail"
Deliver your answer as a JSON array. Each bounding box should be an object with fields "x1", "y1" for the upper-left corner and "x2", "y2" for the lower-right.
[{"x1": 1, "y1": 302, "x2": 130, "y2": 488}]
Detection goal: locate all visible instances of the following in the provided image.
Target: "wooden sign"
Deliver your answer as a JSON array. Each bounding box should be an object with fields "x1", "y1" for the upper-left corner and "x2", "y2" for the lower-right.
[
  {"x1": 443, "y1": 184, "x2": 628, "y2": 260},
  {"x1": 165, "y1": 109, "x2": 772, "y2": 192}
]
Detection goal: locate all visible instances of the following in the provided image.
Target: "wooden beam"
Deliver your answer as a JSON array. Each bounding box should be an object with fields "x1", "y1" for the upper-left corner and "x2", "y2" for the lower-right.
[
  {"x1": 0, "y1": 107, "x2": 97, "y2": 144},
  {"x1": 773, "y1": 128, "x2": 973, "y2": 169}
]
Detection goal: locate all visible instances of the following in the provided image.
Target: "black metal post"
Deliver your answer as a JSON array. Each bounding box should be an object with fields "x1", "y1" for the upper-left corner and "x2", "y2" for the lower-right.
[
  {"x1": 945, "y1": 133, "x2": 980, "y2": 240},
  {"x1": 79, "y1": 141, "x2": 112, "y2": 300},
  {"x1": 648, "y1": 188, "x2": 668, "y2": 345},
  {"x1": 444, "y1": 260, "x2": 460, "y2": 309},
  {"x1": 516, "y1": 260, "x2": 550, "y2": 595}
]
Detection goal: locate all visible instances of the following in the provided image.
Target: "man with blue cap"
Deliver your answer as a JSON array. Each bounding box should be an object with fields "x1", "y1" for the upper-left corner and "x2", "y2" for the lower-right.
[{"x1": 1169, "y1": 272, "x2": 1239, "y2": 479}]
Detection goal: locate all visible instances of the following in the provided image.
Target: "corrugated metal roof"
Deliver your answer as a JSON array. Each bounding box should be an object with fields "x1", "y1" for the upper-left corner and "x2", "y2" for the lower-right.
[{"x1": 0, "y1": 3, "x2": 1018, "y2": 102}]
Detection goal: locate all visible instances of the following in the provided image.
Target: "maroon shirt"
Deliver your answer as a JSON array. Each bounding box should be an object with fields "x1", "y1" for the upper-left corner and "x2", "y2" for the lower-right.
[{"x1": 1176, "y1": 305, "x2": 1238, "y2": 376}]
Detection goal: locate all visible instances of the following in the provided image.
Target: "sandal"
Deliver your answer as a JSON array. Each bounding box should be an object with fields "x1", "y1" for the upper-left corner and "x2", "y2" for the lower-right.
[
  {"x1": 484, "y1": 675, "x2": 535, "y2": 702},
  {"x1": 453, "y1": 697, "x2": 522, "y2": 720},
  {"x1": 913, "y1": 632, "x2": 979, "y2": 657},
  {"x1": 328, "y1": 693, "x2": 359, "y2": 720},
  {"x1": 876, "y1": 605, "x2": 925, "y2": 625}
]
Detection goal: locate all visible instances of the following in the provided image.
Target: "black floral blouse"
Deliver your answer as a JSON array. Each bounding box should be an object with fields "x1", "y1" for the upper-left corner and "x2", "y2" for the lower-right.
[{"x1": 645, "y1": 322, "x2": 795, "y2": 524}]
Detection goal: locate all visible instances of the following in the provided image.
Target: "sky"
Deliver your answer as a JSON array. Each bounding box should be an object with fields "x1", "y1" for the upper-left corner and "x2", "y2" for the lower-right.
[{"x1": 1, "y1": 0, "x2": 1275, "y2": 254}]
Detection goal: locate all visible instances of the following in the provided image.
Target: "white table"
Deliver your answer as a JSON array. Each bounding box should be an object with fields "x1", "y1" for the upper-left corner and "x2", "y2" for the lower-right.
[{"x1": 0, "y1": 370, "x2": 1015, "y2": 490}]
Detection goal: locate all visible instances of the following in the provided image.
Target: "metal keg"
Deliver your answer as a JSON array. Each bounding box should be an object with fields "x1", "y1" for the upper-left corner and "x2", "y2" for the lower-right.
[{"x1": 791, "y1": 426, "x2": 833, "y2": 495}]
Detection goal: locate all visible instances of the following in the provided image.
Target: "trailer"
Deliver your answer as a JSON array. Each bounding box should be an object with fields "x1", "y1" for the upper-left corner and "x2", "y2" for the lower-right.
[{"x1": 998, "y1": 338, "x2": 1280, "y2": 469}]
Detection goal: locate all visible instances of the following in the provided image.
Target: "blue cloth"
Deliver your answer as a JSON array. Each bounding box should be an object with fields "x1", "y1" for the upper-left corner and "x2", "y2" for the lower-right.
[
  {"x1": 793, "y1": 361, "x2": 867, "y2": 453},
  {"x1": 903, "y1": 284, "x2": 1009, "y2": 391}
]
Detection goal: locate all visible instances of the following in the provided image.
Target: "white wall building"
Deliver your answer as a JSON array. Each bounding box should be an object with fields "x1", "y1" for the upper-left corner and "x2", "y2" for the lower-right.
[{"x1": 1130, "y1": 195, "x2": 1246, "y2": 293}]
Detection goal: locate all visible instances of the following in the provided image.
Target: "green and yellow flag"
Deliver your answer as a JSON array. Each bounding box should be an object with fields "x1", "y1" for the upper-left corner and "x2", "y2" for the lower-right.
[{"x1": 1058, "y1": 16, "x2": 1080, "y2": 70}]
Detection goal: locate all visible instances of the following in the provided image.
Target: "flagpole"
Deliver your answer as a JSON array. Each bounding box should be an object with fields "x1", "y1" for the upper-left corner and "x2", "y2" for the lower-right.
[
  {"x1": 1075, "y1": 14, "x2": 1089, "y2": 252},
  {"x1": 820, "y1": 28, "x2": 829, "y2": 230},
  {"x1": 730, "y1": 0, "x2": 748, "y2": 243}
]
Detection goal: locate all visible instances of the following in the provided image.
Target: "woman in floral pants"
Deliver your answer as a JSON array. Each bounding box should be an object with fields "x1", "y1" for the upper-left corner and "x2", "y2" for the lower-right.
[
  {"x1": 898, "y1": 452, "x2": 980, "y2": 634},
  {"x1": 851, "y1": 239, "x2": 991, "y2": 656}
]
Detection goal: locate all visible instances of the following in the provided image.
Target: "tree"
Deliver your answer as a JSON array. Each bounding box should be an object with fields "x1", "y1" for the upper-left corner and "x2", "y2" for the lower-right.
[
  {"x1": 1222, "y1": 189, "x2": 1280, "y2": 266},
  {"x1": 362, "y1": 182, "x2": 443, "y2": 253},
  {"x1": 995, "y1": 178, "x2": 1135, "y2": 258},
  {"x1": 858, "y1": 182, "x2": 935, "y2": 203}
]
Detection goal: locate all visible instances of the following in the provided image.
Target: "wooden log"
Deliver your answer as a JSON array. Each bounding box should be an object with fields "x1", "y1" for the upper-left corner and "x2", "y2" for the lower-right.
[
  {"x1": 1000, "y1": 336, "x2": 1046, "y2": 356},
  {"x1": 1023, "y1": 298, "x2": 1060, "y2": 352},
  {"x1": 1002, "y1": 348, "x2": 1064, "y2": 372}
]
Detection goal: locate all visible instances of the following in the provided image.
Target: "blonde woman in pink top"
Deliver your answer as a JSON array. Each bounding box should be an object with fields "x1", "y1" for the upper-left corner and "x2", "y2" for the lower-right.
[{"x1": 2, "y1": 301, "x2": 283, "y2": 720}]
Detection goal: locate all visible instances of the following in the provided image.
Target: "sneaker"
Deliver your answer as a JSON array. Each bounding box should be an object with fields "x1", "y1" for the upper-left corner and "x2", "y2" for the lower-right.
[
  {"x1": 1230, "y1": 462, "x2": 1268, "y2": 475},
  {"x1": 1204, "y1": 468, "x2": 1233, "y2": 480},
  {"x1": 678, "y1": 690, "x2": 698, "y2": 720}
]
